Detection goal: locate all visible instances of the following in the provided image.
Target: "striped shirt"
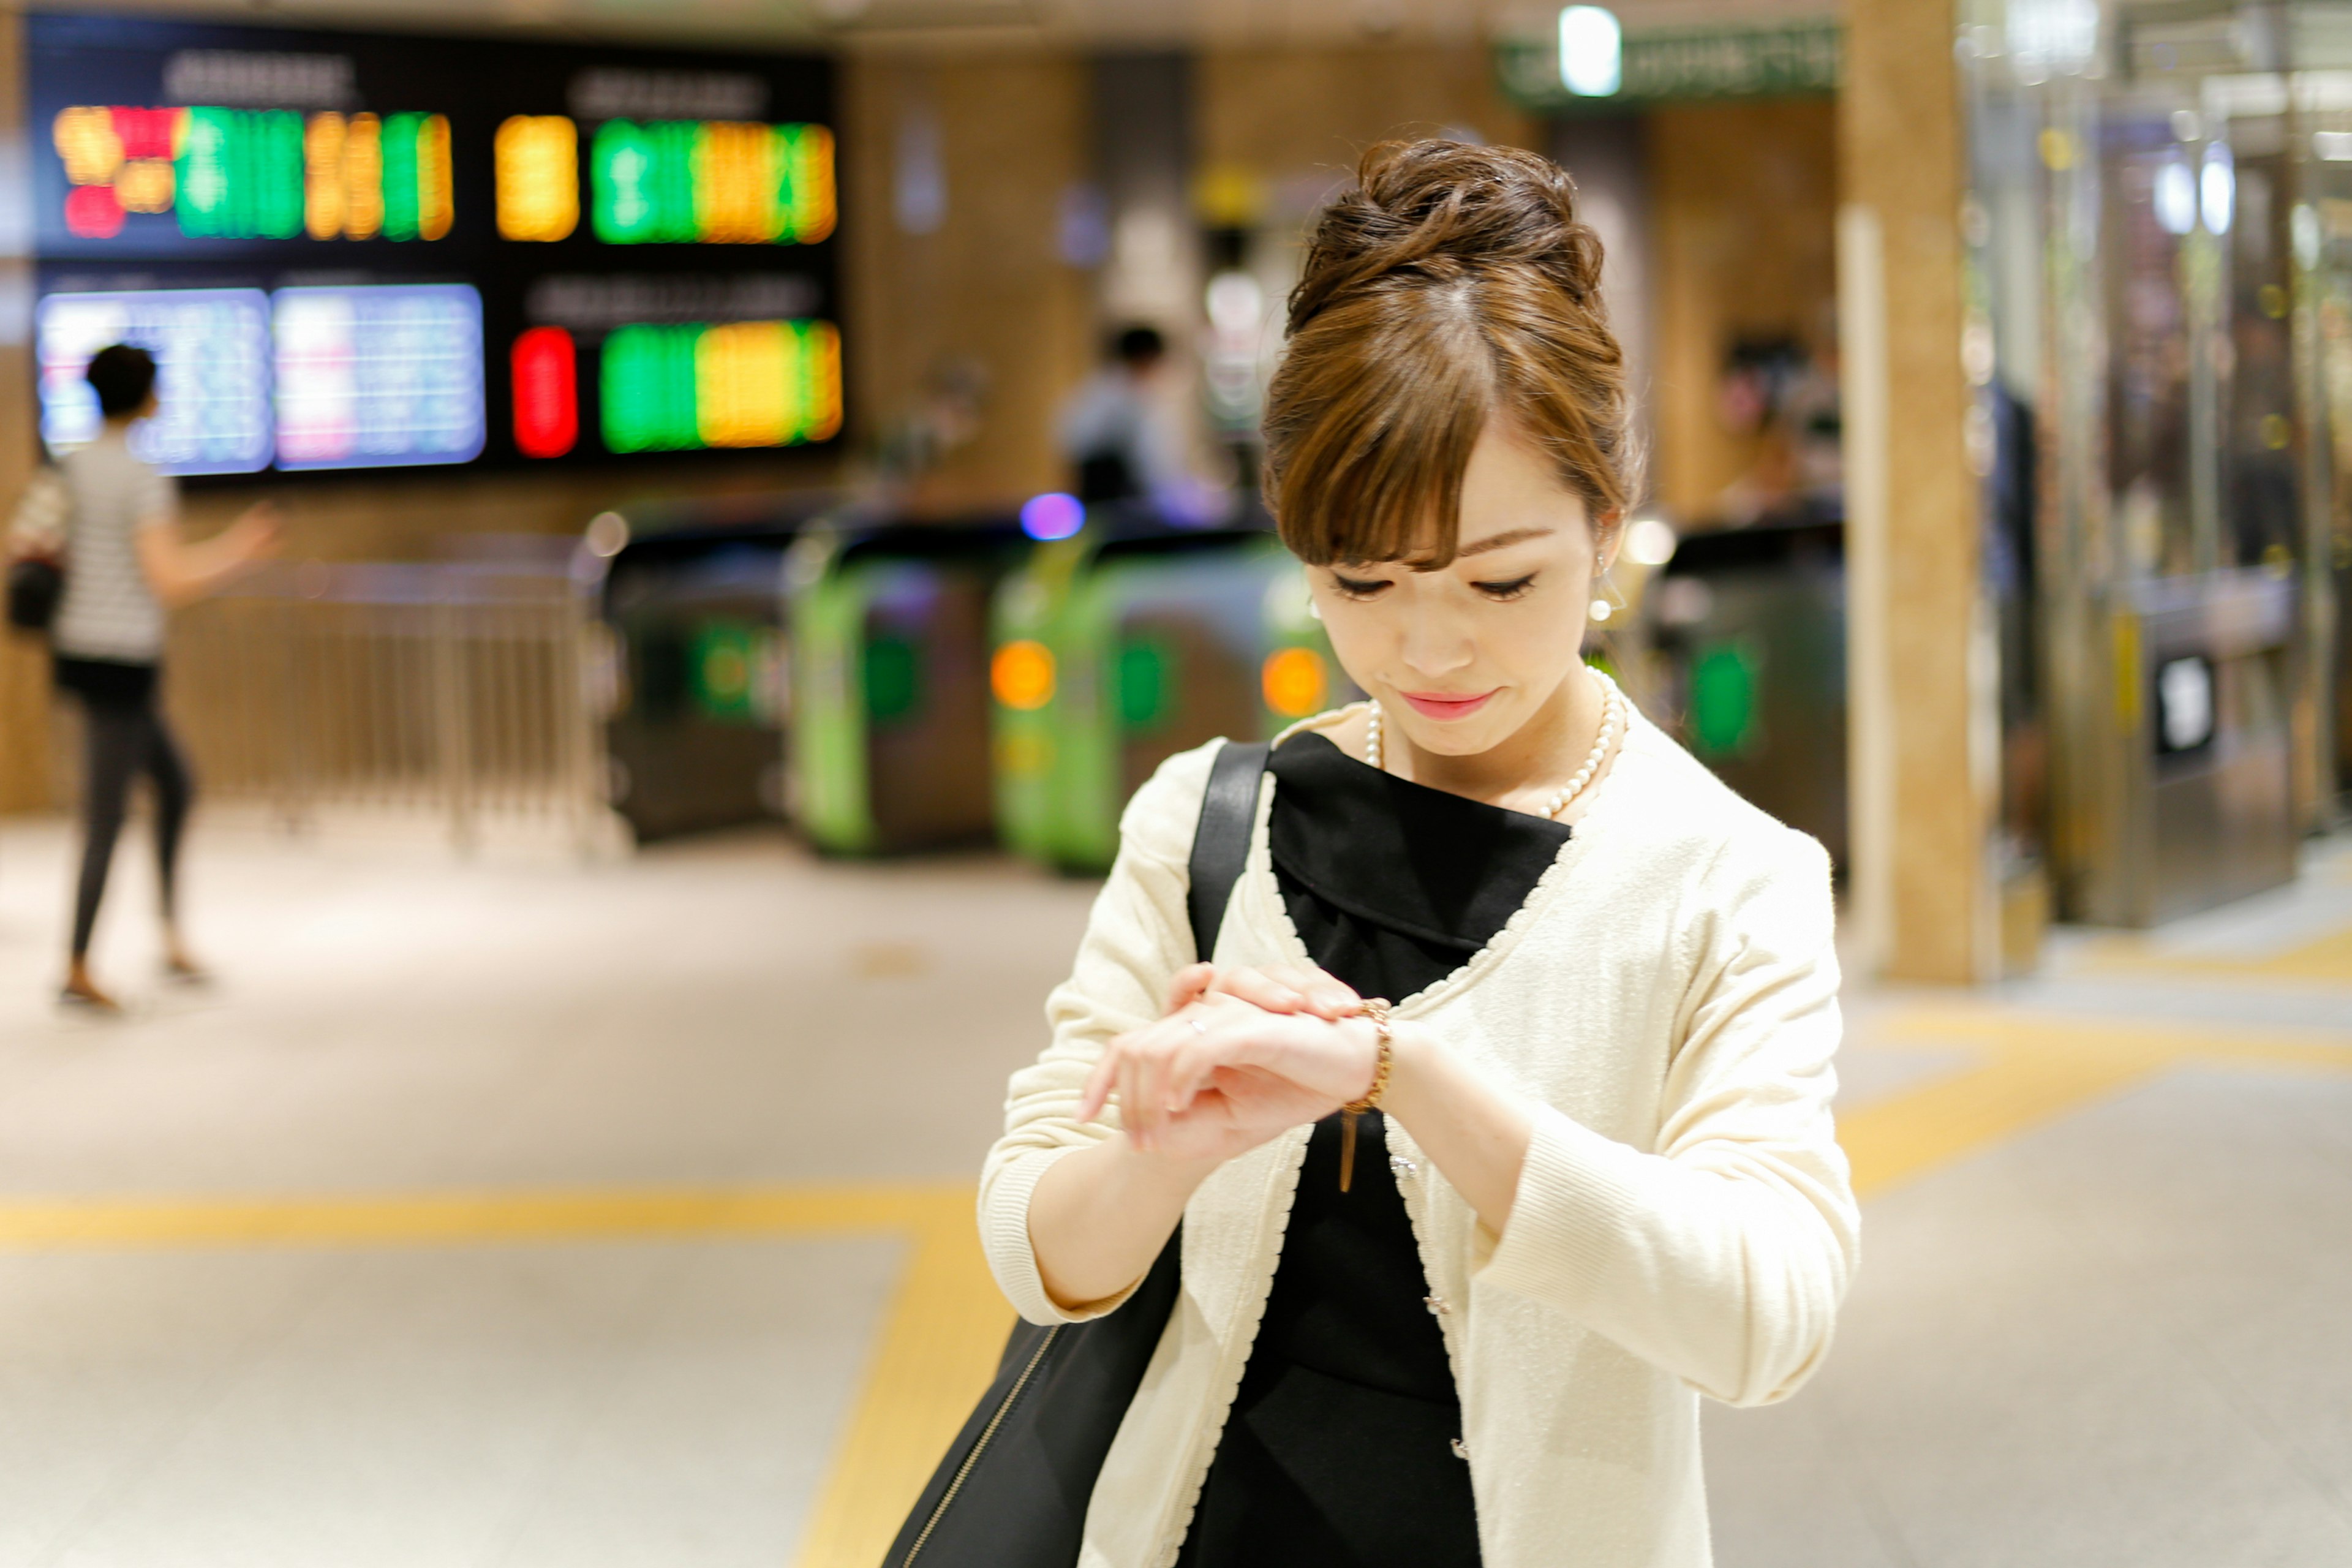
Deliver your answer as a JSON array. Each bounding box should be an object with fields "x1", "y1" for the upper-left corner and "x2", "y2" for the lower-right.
[{"x1": 39, "y1": 432, "x2": 176, "y2": 663}]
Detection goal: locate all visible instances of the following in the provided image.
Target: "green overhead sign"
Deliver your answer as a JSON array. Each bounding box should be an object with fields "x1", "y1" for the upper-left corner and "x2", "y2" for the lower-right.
[{"x1": 1496, "y1": 19, "x2": 1841, "y2": 111}]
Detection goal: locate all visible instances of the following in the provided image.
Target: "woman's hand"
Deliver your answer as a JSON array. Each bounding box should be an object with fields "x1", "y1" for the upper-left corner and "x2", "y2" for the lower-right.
[
  {"x1": 1079, "y1": 992, "x2": 1382, "y2": 1162},
  {"x1": 1161, "y1": 960, "x2": 1360, "y2": 1022}
]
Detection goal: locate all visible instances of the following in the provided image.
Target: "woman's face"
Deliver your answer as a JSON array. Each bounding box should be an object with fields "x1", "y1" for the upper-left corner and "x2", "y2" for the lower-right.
[{"x1": 1308, "y1": 417, "x2": 1608, "y2": 760}]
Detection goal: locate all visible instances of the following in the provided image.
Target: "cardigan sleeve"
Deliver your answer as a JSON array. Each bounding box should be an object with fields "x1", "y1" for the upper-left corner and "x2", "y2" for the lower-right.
[
  {"x1": 977, "y1": 741, "x2": 1218, "y2": 1325},
  {"x1": 1476, "y1": 824, "x2": 1860, "y2": 1408}
]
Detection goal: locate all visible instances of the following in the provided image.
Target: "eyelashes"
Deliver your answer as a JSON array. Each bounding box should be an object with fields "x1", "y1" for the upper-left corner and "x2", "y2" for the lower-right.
[
  {"x1": 1472, "y1": 574, "x2": 1539, "y2": 601},
  {"x1": 1327, "y1": 573, "x2": 1541, "y2": 602}
]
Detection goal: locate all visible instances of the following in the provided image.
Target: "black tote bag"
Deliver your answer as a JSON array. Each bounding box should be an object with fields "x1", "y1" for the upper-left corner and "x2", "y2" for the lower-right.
[{"x1": 884, "y1": 738, "x2": 1269, "y2": 1568}]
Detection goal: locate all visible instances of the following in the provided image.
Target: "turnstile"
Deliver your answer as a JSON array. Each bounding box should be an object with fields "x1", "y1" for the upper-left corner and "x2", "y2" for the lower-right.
[
  {"x1": 599, "y1": 499, "x2": 836, "y2": 840},
  {"x1": 1643, "y1": 515, "x2": 1848, "y2": 867},
  {"x1": 992, "y1": 511, "x2": 1351, "y2": 873},
  {"x1": 788, "y1": 516, "x2": 1028, "y2": 854},
  {"x1": 2064, "y1": 570, "x2": 2299, "y2": 925}
]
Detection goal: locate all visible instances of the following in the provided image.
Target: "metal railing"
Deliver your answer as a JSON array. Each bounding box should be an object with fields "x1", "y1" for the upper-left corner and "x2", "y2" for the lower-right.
[{"x1": 164, "y1": 549, "x2": 609, "y2": 851}]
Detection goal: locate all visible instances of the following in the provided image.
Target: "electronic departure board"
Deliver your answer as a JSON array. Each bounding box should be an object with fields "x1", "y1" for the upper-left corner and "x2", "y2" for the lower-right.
[{"x1": 26, "y1": 13, "x2": 838, "y2": 478}]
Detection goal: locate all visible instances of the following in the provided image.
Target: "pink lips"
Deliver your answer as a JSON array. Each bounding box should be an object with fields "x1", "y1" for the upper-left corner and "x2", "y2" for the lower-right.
[{"x1": 1398, "y1": 689, "x2": 1498, "y2": 722}]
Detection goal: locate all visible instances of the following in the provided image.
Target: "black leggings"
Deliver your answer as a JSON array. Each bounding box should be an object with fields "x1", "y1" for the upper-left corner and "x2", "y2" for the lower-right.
[{"x1": 71, "y1": 697, "x2": 194, "y2": 960}]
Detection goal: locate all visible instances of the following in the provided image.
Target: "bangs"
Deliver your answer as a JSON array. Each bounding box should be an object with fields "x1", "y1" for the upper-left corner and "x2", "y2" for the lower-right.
[{"x1": 1264, "y1": 292, "x2": 1495, "y2": 569}]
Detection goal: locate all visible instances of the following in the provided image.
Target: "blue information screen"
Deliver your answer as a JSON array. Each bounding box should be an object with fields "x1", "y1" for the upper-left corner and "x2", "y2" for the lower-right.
[
  {"x1": 36, "y1": 287, "x2": 274, "y2": 475},
  {"x1": 273, "y1": 284, "x2": 486, "y2": 470}
]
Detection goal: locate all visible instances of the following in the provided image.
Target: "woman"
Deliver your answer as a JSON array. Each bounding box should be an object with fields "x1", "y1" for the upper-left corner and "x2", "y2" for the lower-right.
[
  {"x1": 13, "y1": 344, "x2": 276, "y2": 1010},
  {"x1": 982, "y1": 141, "x2": 1856, "y2": 1567}
]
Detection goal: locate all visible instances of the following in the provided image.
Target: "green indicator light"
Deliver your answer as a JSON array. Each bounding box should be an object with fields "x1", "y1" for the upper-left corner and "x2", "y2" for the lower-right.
[
  {"x1": 690, "y1": 619, "x2": 758, "y2": 722},
  {"x1": 1115, "y1": 637, "x2": 1173, "y2": 729},
  {"x1": 864, "y1": 635, "x2": 922, "y2": 723},
  {"x1": 1689, "y1": 641, "x2": 1761, "y2": 760},
  {"x1": 600, "y1": 323, "x2": 703, "y2": 453}
]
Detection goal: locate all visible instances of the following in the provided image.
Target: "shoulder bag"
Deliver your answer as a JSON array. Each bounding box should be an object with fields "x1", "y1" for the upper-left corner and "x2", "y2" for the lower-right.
[
  {"x1": 6, "y1": 468, "x2": 69, "y2": 634},
  {"x1": 883, "y1": 737, "x2": 1271, "y2": 1568}
]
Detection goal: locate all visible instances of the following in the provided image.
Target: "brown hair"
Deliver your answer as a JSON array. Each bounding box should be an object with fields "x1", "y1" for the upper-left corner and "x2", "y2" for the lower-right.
[{"x1": 1262, "y1": 139, "x2": 1637, "y2": 567}]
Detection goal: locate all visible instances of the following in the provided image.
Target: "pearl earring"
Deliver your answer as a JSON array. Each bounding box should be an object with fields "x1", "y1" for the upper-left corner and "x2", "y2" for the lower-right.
[
  {"x1": 1589, "y1": 597, "x2": 1612, "y2": 623},
  {"x1": 1308, "y1": 599, "x2": 1323, "y2": 621}
]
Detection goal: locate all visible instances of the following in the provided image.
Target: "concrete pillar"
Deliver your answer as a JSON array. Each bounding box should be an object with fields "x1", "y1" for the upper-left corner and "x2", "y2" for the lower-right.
[{"x1": 1839, "y1": 0, "x2": 2000, "y2": 982}]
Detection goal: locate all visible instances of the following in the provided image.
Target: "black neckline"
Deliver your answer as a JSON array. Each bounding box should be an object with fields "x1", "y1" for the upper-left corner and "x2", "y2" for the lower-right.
[{"x1": 1267, "y1": 731, "x2": 1572, "y2": 990}]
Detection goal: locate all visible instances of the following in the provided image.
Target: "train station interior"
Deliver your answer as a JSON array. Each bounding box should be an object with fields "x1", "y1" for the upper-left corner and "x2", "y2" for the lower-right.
[{"x1": 0, "y1": 1, "x2": 2347, "y2": 1565}]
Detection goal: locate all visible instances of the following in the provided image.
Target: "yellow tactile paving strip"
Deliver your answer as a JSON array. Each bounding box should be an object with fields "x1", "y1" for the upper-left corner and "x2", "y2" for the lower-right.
[
  {"x1": 2070, "y1": 917, "x2": 2352, "y2": 984},
  {"x1": 0, "y1": 1005, "x2": 2342, "y2": 1568}
]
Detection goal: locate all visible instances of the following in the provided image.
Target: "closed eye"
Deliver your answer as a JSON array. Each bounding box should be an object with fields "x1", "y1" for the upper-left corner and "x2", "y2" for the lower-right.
[
  {"x1": 1332, "y1": 573, "x2": 1392, "y2": 599},
  {"x1": 1472, "y1": 573, "x2": 1538, "y2": 601}
]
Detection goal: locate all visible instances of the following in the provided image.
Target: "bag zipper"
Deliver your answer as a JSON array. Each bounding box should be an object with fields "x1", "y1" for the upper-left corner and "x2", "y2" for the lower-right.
[{"x1": 899, "y1": 1324, "x2": 1062, "y2": 1567}]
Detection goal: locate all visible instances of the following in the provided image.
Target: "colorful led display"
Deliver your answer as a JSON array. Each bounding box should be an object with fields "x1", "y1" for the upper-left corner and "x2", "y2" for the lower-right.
[
  {"x1": 36, "y1": 288, "x2": 274, "y2": 475},
  {"x1": 380, "y1": 112, "x2": 454, "y2": 241},
  {"x1": 273, "y1": 284, "x2": 485, "y2": 470},
  {"x1": 511, "y1": 326, "x2": 579, "y2": 458},
  {"x1": 53, "y1": 104, "x2": 449, "y2": 241},
  {"x1": 178, "y1": 107, "x2": 304, "y2": 238},
  {"x1": 496, "y1": 116, "x2": 579, "y2": 242},
  {"x1": 590, "y1": 120, "x2": 834, "y2": 245},
  {"x1": 600, "y1": 318, "x2": 840, "y2": 453},
  {"x1": 31, "y1": 17, "x2": 839, "y2": 472}
]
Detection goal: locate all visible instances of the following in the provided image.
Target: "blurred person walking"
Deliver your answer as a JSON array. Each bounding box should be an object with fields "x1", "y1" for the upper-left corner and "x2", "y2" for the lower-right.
[
  {"x1": 6, "y1": 345, "x2": 276, "y2": 1011},
  {"x1": 905, "y1": 143, "x2": 1856, "y2": 1568}
]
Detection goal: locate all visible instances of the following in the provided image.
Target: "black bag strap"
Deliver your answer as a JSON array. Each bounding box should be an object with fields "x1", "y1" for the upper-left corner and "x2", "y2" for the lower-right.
[{"x1": 1186, "y1": 739, "x2": 1270, "y2": 962}]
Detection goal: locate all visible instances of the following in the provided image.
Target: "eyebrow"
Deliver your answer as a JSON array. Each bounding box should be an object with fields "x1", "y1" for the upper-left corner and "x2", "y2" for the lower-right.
[{"x1": 1455, "y1": 526, "x2": 1556, "y2": 557}]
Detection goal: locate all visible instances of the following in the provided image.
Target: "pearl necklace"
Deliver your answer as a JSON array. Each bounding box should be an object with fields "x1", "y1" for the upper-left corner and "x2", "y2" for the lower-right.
[{"x1": 1365, "y1": 669, "x2": 1625, "y2": 820}]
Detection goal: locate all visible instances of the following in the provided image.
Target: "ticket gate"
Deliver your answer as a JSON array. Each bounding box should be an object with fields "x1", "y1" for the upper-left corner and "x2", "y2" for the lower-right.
[
  {"x1": 599, "y1": 498, "x2": 837, "y2": 840},
  {"x1": 788, "y1": 516, "x2": 1029, "y2": 854},
  {"x1": 992, "y1": 510, "x2": 1351, "y2": 873},
  {"x1": 1643, "y1": 516, "x2": 1848, "y2": 867},
  {"x1": 2060, "y1": 570, "x2": 2299, "y2": 925}
]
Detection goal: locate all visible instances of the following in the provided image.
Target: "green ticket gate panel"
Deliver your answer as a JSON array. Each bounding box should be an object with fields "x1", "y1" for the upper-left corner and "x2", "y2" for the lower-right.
[
  {"x1": 790, "y1": 518, "x2": 1029, "y2": 854},
  {"x1": 1646, "y1": 516, "x2": 1848, "y2": 867},
  {"x1": 601, "y1": 521, "x2": 803, "y2": 842},
  {"x1": 992, "y1": 520, "x2": 1352, "y2": 873}
]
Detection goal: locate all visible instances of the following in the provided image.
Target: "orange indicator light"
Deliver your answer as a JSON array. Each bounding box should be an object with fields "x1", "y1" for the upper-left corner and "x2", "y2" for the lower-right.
[
  {"x1": 993, "y1": 641, "x2": 1057, "y2": 710},
  {"x1": 1261, "y1": 646, "x2": 1327, "y2": 718}
]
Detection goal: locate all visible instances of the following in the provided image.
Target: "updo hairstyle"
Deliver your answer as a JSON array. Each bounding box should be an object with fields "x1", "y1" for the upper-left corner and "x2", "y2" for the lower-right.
[{"x1": 1262, "y1": 139, "x2": 1637, "y2": 567}]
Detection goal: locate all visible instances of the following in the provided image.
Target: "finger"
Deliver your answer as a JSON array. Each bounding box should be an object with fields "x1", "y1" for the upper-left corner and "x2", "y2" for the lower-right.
[
  {"x1": 1209, "y1": 967, "x2": 1309, "y2": 1014},
  {"x1": 1078, "y1": 1045, "x2": 1120, "y2": 1123},
  {"x1": 1140, "y1": 1036, "x2": 1178, "y2": 1122},
  {"x1": 1268, "y1": 964, "x2": 1361, "y2": 1018},
  {"x1": 1163, "y1": 963, "x2": 1215, "y2": 1017},
  {"x1": 1116, "y1": 1051, "x2": 1154, "y2": 1152}
]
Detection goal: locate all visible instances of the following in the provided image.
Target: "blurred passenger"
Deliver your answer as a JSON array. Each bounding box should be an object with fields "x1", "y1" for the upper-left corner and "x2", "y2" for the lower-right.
[
  {"x1": 1059, "y1": 324, "x2": 1216, "y2": 521},
  {"x1": 954, "y1": 143, "x2": 1856, "y2": 1568},
  {"x1": 6, "y1": 345, "x2": 276, "y2": 1011}
]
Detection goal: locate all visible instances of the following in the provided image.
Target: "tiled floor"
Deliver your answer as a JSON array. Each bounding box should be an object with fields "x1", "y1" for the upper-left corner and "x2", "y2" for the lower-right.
[{"x1": 0, "y1": 811, "x2": 2347, "y2": 1566}]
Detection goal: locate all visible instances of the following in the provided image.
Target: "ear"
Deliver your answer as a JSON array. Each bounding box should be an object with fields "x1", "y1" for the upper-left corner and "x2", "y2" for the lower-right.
[{"x1": 1594, "y1": 508, "x2": 1625, "y2": 573}]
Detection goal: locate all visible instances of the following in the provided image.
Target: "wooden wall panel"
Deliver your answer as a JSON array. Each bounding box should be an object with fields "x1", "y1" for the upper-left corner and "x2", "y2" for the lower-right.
[
  {"x1": 839, "y1": 48, "x2": 1095, "y2": 514},
  {"x1": 1199, "y1": 43, "x2": 1541, "y2": 211},
  {"x1": 1649, "y1": 97, "x2": 1838, "y2": 522}
]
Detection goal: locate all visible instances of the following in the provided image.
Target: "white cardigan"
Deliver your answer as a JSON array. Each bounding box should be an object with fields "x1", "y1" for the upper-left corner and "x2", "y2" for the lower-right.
[{"x1": 980, "y1": 704, "x2": 1859, "y2": 1568}]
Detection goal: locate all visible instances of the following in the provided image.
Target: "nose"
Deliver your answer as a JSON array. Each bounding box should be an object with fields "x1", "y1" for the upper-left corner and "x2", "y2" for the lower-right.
[{"x1": 1397, "y1": 590, "x2": 1475, "y2": 680}]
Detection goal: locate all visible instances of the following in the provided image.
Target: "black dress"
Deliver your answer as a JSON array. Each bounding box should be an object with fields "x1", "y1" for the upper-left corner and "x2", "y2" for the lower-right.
[{"x1": 1173, "y1": 731, "x2": 1572, "y2": 1568}]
